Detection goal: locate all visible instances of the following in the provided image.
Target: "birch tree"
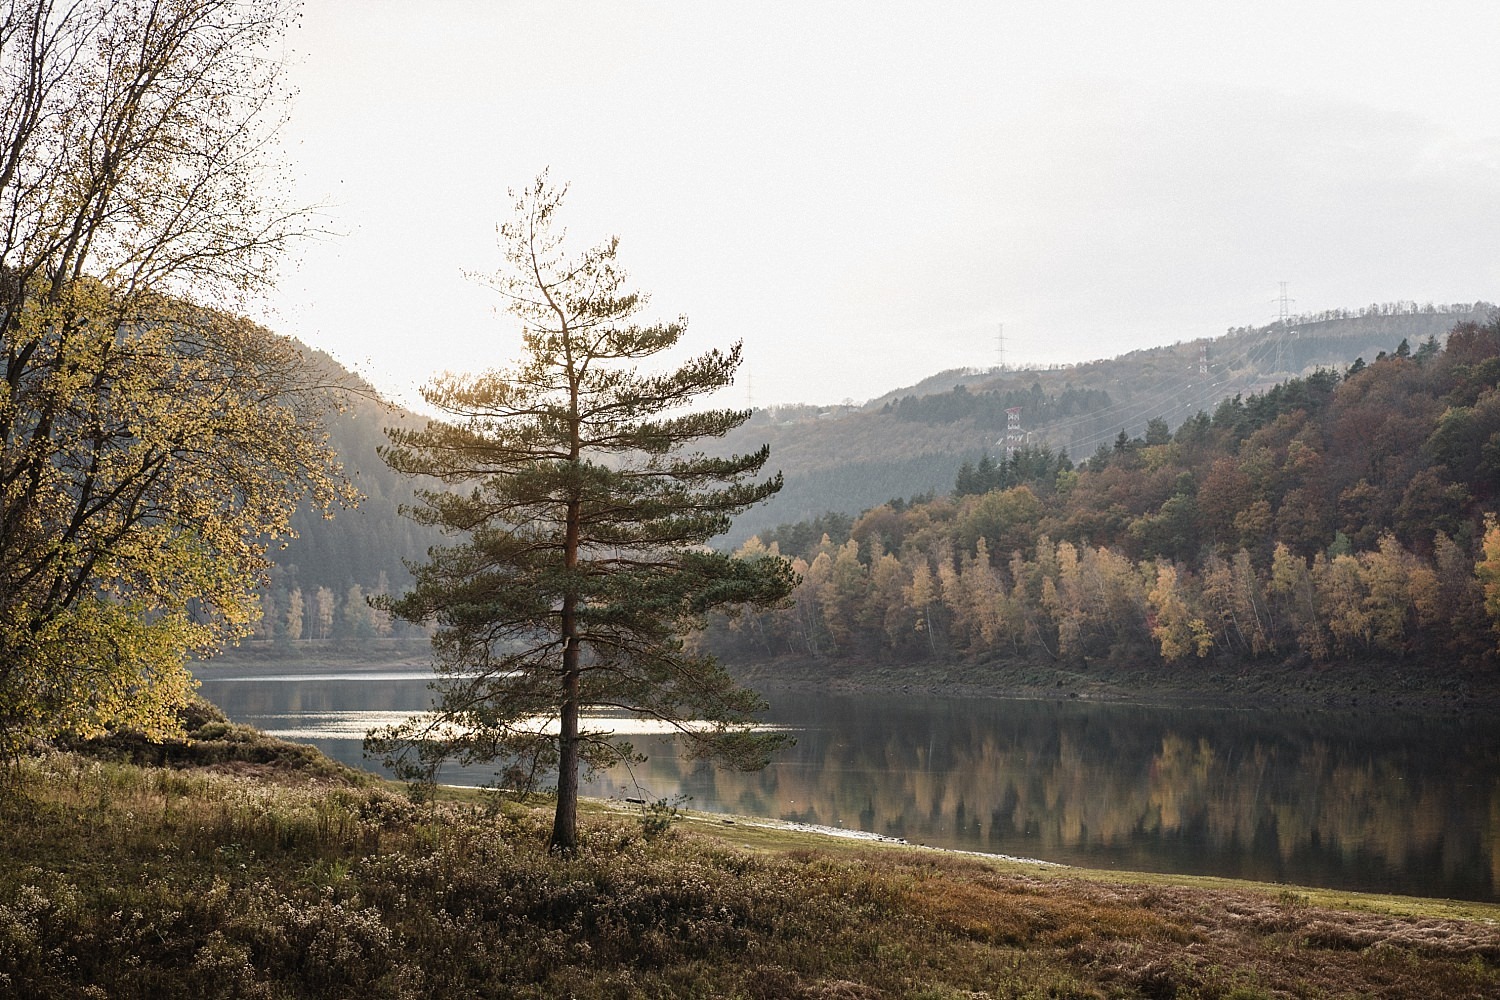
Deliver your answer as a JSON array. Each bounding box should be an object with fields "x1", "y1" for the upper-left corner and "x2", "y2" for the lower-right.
[{"x1": 284, "y1": 586, "x2": 304, "y2": 642}]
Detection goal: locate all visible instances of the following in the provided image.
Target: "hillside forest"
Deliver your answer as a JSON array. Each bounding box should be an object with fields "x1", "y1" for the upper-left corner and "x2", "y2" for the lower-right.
[
  {"x1": 709, "y1": 301, "x2": 1495, "y2": 543},
  {"x1": 701, "y1": 318, "x2": 1500, "y2": 674},
  {"x1": 246, "y1": 306, "x2": 1500, "y2": 670}
]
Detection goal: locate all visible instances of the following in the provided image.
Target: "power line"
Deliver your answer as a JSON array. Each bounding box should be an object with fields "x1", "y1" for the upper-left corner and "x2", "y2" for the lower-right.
[{"x1": 1275, "y1": 282, "x2": 1296, "y2": 373}]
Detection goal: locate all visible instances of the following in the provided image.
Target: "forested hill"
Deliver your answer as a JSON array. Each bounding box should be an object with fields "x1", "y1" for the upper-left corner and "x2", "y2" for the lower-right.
[
  {"x1": 704, "y1": 315, "x2": 1500, "y2": 677},
  {"x1": 714, "y1": 301, "x2": 1493, "y2": 546},
  {"x1": 255, "y1": 301, "x2": 1495, "y2": 647},
  {"x1": 250, "y1": 347, "x2": 443, "y2": 643}
]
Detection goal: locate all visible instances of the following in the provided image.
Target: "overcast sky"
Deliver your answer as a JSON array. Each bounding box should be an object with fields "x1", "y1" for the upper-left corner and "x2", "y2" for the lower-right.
[{"x1": 261, "y1": 2, "x2": 1500, "y2": 409}]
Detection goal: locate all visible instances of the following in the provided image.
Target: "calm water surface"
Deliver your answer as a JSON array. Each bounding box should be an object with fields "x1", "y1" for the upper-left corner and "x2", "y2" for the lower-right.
[{"x1": 196, "y1": 663, "x2": 1500, "y2": 903}]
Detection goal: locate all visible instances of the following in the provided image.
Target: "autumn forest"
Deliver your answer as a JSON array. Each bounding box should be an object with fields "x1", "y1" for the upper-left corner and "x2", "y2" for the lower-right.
[{"x1": 704, "y1": 319, "x2": 1500, "y2": 677}]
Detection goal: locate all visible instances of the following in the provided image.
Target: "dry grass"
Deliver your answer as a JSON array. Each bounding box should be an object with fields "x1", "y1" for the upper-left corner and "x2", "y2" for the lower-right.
[{"x1": 1, "y1": 721, "x2": 1496, "y2": 999}]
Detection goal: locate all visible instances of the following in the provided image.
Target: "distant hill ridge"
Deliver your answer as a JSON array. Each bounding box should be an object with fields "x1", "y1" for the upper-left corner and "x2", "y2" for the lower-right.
[
  {"x1": 710, "y1": 301, "x2": 1494, "y2": 544},
  {"x1": 256, "y1": 300, "x2": 1494, "y2": 640}
]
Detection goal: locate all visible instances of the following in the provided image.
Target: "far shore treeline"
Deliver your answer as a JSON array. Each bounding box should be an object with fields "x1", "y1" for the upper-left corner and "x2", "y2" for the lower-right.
[
  {"x1": 701, "y1": 320, "x2": 1500, "y2": 674},
  {"x1": 253, "y1": 314, "x2": 1500, "y2": 683}
]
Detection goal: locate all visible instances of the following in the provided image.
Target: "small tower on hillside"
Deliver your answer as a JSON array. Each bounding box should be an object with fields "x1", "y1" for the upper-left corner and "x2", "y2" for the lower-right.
[
  {"x1": 1005, "y1": 406, "x2": 1024, "y2": 458},
  {"x1": 1199, "y1": 343, "x2": 1209, "y2": 375}
]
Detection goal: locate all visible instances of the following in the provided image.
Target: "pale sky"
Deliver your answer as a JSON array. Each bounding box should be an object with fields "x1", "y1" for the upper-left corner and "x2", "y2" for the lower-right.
[{"x1": 261, "y1": 1, "x2": 1500, "y2": 409}]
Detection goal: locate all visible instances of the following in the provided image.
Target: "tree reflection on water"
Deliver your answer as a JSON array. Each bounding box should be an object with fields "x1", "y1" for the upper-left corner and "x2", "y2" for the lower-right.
[
  {"x1": 590, "y1": 693, "x2": 1499, "y2": 903},
  {"x1": 198, "y1": 668, "x2": 1500, "y2": 903}
]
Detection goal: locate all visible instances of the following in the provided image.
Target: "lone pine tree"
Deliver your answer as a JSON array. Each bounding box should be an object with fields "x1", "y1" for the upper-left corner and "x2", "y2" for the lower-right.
[{"x1": 371, "y1": 175, "x2": 795, "y2": 854}]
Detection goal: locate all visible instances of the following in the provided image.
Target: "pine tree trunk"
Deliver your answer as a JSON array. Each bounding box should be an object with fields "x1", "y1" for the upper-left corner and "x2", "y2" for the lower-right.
[
  {"x1": 549, "y1": 484, "x2": 584, "y2": 855},
  {"x1": 550, "y1": 583, "x2": 582, "y2": 853},
  {"x1": 549, "y1": 644, "x2": 580, "y2": 854}
]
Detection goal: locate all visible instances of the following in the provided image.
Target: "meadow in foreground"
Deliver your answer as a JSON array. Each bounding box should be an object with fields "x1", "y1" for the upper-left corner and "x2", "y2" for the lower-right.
[{"x1": 1, "y1": 706, "x2": 1497, "y2": 999}]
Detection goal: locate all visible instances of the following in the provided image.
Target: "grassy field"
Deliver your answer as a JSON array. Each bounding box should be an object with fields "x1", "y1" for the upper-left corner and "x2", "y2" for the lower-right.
[{"x1": 1, "y1": 710, "x2": 1497, "y2": 999}]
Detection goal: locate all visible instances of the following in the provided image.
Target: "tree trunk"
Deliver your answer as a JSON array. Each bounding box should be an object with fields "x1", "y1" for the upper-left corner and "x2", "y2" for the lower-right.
[
  {"x1": 549, "y1": 642, "x2": 580, "y2": 854},
  {"x1": 549, "y1": 482, "x2": 584, "y2": 854}
]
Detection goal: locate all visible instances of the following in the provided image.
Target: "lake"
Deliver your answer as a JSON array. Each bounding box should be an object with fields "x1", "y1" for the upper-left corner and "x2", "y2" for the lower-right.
[{"x1": 196, "y1": 662, "x2": 1500, "y2": 903}]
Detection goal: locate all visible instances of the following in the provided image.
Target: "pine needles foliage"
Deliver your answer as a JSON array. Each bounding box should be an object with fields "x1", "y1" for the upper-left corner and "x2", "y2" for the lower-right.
[{"x1": 368, "y1": 175, "x2": 796, "y2": 853}]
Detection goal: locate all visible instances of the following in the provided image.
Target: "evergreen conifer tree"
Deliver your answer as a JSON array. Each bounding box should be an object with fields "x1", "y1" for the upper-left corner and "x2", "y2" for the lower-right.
[{"x1": 371, "y1": 176, "x2": 795, "y2": 853}]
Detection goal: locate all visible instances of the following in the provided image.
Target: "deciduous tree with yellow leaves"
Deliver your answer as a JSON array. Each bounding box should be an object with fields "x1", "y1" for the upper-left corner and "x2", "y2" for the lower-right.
[
  {"x1": 1479, "y1": 515, "x2": 1500, "y2": 649},
  {"x1": 0, "y1": 1, "x2": 351, "y2": 752}
]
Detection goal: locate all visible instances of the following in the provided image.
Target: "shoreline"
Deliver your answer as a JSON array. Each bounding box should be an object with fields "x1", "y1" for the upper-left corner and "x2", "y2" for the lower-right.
[
  {"x1": 199, "y1": 646, "x2": 1500, "y2": 716},
  {"x1": 715, "y1": 814, "x2": 1067, "y2": 868},
  {"x1": 671, "y1": 807, "x2": 1500, "y2": 920},
  {"x1": 724, "y1": 651, "x2": 1500, "y2": 714}
]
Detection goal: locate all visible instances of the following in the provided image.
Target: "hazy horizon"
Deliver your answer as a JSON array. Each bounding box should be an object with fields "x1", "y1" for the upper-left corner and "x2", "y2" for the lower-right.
[{"x1": 258, "y1": 2, "x2": 1500, "y2": 410}]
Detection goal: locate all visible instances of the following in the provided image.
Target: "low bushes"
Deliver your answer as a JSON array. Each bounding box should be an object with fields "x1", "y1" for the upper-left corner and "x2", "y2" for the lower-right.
[{"x1": 1, "y1": 733, "x2": 1497, "y2": 998}]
